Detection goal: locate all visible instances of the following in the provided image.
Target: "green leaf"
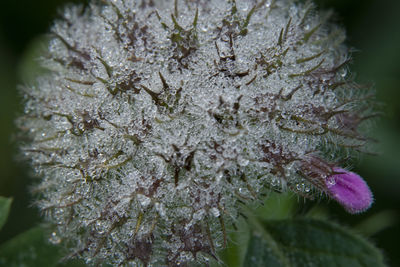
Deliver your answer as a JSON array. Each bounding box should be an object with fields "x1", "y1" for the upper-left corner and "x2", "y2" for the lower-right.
[
  {"x1": 0, "y1": 196, "x2": 12, "y2": 231},
  {"x1": 353, "y1": 210, "x2": 398, "y2": 237},
  {"x1": 0, "y1": 226, "x2": 100, "y2": 267},
  {"x1": 214, "y1": 218, "x2": 251, "y2": 267},
  {"x1": 0, "y1": 227, "x2": 62, "y2": 267},
  {"x1": 244, "y1": 218, "x2": 386, "y2": 267}
]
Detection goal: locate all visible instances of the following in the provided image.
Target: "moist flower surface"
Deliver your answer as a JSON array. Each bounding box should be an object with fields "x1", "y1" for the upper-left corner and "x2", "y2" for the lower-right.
[{"x1": 18, "y1": 0, "x2": 375, "y2": 265}]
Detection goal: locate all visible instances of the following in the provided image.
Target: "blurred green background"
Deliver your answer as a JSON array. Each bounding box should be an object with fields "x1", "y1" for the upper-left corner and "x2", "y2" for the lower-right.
[{"x1": 0, "y1": 0, "x2": 399, "y2": 266}]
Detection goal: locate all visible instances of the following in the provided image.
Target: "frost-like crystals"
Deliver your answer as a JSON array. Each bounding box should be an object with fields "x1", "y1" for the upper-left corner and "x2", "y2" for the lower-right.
[
  {"x1": 326, "y1": 168, "x2": 373, "y2": 214},
  {"x1": 17, "y1": 0, "x2": 376, "y2": 265}
]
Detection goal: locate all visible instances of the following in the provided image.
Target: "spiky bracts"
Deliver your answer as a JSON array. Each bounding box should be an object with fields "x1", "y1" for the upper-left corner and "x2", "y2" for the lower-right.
[{"x1": 18, "y1": 0, "x2": 375, "y2": 265}]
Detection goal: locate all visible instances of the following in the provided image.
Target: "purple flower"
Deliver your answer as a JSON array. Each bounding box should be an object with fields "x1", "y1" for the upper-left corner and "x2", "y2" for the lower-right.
[{"x1": 326, "y1": 168, "x2": 373, "y2": 214}]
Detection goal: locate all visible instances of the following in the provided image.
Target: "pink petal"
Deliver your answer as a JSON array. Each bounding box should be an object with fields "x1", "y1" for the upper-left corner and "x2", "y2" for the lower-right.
[{"x1": 326, "y1": 167, "x2": 373, "y2": 214}]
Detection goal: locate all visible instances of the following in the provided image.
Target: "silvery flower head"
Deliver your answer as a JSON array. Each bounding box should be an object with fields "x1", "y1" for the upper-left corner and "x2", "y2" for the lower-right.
[{"x1": 18, "y1": 0, "x2": 376, "y2": 265}]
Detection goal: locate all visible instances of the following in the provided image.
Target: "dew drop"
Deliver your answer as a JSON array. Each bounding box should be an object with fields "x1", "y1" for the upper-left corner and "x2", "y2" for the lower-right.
[
  {"x1": 210, "y1": 207, "x2": 220, "y2": 217},
  {"x1": 216, "y1": 172, "x2": 223, "y2": 182},
  {"x1": 327, "y1": 177, "x2": 336, "y2": 186},
  {"x1": 137, "y1": 194, "x2": 151, "y2": 208},
  {"x1": 200, "y1": 26, "x2": 208, "y2": 32},
  {"x1": 49, "y1": 231, "x2": 61, "y2": 244},
  {"x1": 271, "y1": 177, "x2": 280, "y2": 186},
  {"x1": 237, "y1": 156, "x2": 249, "y2": 167},
  {"x1": 96, "y1": 221, "x2": 106, "y2": 234},
  {"x1": 77, "y1": 122, "x2": 85, "y2": 131},
  {"x1": 339, "y1": 68, "x2": 348, "y2": 78},
  {"x1": 296, "y1": 183, "x2": 301, "y2": 191}
]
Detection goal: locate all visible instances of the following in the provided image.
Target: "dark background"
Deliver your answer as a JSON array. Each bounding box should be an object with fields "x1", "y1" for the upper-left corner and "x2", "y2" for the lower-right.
[{"x1": 1, "y1": 0, "x2": 399, "y2": 266}]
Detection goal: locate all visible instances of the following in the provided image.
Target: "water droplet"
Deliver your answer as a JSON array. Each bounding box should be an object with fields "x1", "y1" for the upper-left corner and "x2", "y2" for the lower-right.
[
  {"x1": 137, "y1": 194, "x2": 151, "y2": 208},
  {"x1": 95, "y1": 221, "x2": 106, "y2": 234},
  {"x1": 210, "y1": 207, "x2": 220, "y2": 217},
  {"x1": 339, "y1": 68, "x2": 348, "y2": 78},
  {"x1": 193, "y1": 210, "x2": 204, "y2": 221},
  {"x1": 216, "y1": 172, "x2": 223, "y2": 182},
  {"x1": 296, "y1": 183, "x2": 302, "y2": 191},
  {"x1": 237, "y1": 156, "x2": 249, "y2": 166},
  {"x1": 77, "y1": 122, "x2": 85, "y2": 131},
  {"x1": 327, "y1": 177, "x2": 336, "y2": 186},
  {"x1": 155, "y1": 202, "x2": 166, "y2": 217},
  {"x1": 49, "y1": 231, "x2": 61, "y2": 244},
  {"x1": 271, "y1": 177, "x2": 280, "y2": 186}
]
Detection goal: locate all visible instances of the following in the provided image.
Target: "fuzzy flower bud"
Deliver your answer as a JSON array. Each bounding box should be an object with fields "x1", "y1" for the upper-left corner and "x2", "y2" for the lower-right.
[
  {"x1": 18, "y1": 0, "x2": 376, "y2": 265},
  {"x1": 326, "y1": 168, "x2": 373, "y2": 214}
]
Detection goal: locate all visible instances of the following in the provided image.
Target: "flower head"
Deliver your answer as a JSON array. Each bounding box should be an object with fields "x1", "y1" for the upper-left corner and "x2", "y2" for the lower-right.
[{"x1": 18, "y1": 0, "x2": 376, "y2": 265}]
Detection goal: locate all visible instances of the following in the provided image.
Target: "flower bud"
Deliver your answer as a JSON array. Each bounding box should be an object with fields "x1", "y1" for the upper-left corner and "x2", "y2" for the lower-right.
[{"x1": 326, "y1": 168, "x2": 373, "y2": 214}]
